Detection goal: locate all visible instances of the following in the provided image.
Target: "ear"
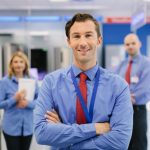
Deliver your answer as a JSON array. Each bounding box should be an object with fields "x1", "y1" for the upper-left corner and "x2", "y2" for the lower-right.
[
  {"x1": 97, "y1": 36, "x2": 102, "y2": 47},
  {"x1": 139, "y1": 41, "x2": 142, "y2": 48},
  {"x1": 67, "y1": 38, "x2": 71, "y2": 48}
]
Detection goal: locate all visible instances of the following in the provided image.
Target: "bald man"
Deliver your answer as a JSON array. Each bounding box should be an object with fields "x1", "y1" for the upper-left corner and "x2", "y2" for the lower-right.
[{"x1": 115, "y1": 33, "x2": 150, "y2": 150}]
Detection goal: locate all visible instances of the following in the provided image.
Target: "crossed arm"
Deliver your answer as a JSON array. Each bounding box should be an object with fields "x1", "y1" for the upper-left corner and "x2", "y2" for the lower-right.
[
  {"x1": 45, "y1": 110, "x2": 110, "y2": 136},
  {"x1": 34, "y1": 81, "x2": 133, "y2": 150},
  {"x1": 34, "y1": 75, "x2": 133, "y2": 150}
]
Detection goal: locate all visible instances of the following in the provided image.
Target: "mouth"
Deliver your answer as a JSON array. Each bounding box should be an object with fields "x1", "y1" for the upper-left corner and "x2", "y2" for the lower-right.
[
  {"x1": 128, "y1": 47, "x2": 134, "y2": 51},
  {"x1": 78, "y1": 49, "x2": 89, "y2": 52},
  {"x1": 15, "y1": 67, "x2": 23, "y2": 71}
]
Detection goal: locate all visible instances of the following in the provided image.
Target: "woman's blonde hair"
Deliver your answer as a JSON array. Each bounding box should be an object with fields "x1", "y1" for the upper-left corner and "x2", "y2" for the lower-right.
[{"x1": 8, "y1": 51, "x2": 29, "y2": 78}]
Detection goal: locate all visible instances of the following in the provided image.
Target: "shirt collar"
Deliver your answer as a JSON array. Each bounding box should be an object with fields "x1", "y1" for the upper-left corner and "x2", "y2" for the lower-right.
[
  {"x1": 11, "y1": 76, "x2": 18, "y2": 83},
  {"x1": 71, "y1": 64, "x2": 99, "y2": 81},
  {"x1": 11, "y1": 75, "x2": 28, "y2": 83}
]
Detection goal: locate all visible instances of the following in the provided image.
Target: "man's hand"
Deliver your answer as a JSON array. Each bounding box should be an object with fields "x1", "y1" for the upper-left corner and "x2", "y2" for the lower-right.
[
  {"x1": 95, "y1": 122, "x2": 110, "y2": 135},
  {"x1": 45, "y1": 111, "x2": 110, "y2": 135},
  {"x1": 45, "y1": 110, "x2": 61, "y2": 123},
  {"x1": 131, "y1": 93, "x2": 136, "y2": 104}
]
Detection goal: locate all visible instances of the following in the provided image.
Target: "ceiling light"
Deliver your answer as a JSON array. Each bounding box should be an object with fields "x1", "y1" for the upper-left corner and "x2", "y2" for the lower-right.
[
  {"x1": 0, "y1": 16, "x2": 20, "y2": 22},
  {"x1": 49, "y1": 0, "x2": 69, "y2": 2},
  {"x1": 25, "y1": 16, "x2": 61, "y2": 22},
  {"x1": 29, "y1": 31, "x2": 50, "y2": 36}
]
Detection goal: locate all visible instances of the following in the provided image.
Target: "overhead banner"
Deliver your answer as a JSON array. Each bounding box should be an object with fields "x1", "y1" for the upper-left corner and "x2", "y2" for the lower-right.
[
  {"x1": 131, "y1": 2, "x2": 146, "y2": 31},
  {"x1": 105, "y1": 17, "x2": 131, "y2": 24}
]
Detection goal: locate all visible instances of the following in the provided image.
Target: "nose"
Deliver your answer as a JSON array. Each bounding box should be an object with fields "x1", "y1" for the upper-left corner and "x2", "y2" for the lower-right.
[
  {"x1": 16, "y1": 62, "x2": 23, "y2": 67},
  {"x1": 79, "y1": 37, "x2": 88, "y2": 49}
]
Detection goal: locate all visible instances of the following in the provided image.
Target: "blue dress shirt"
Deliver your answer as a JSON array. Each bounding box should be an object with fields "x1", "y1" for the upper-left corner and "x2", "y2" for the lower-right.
[
  {"x1": 0, "y1": 76, "x2": 38, "y2": 136},
  {"x1": 34, "y1": 64, "x2": 133, "y2": 150},
  {"x1": 115, "y1": 53, "x2": 150, "y2": 105}
]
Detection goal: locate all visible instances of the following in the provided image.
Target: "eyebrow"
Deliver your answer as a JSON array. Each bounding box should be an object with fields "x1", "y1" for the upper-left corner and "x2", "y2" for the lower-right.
[
  {"x1": 125, "y1": 42, "x2": 136, "y2": 45},
  {"x1": 71, "y1": 31, "x2": 94, "y2": 35},
  {"x1": 85, "y1": 31, "x2": 93, "y2": 34}
]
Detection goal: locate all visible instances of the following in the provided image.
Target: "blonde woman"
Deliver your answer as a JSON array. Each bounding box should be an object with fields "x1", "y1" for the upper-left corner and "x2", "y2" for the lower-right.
[{"x1": 0, "y1": 51, "x2": 38, "y2": 150}]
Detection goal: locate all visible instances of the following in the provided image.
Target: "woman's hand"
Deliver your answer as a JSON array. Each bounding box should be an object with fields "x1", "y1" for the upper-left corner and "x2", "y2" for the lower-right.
[
  {"x1": 17, "y1": 99, "x2": 28, "y2": 108},
  {"x1": 14, "y1": 89, "x2": 26, "y2": 102}
]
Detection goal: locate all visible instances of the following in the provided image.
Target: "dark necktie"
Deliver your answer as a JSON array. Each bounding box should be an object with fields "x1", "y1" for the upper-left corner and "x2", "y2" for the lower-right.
[
  {"x1": 125, "y1": 60, "x2": 133, "y2": 84},
  {"x1": 76, "y1": 73, "x2": 87, "y2": 124}
]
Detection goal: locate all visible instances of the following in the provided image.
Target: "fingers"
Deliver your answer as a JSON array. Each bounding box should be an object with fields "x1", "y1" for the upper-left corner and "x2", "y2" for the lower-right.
[
  {"x1": 20, "y1": 90, "x2": 26, "y2": 98},
  {"x1": 46, "y1": 115, "x2": 58, "y2": 123},
  {"x1": 95, "y1": 122, "x2": 111, "y2": 135},
  {"x1": 45, "y1": 110, "x2": 61, "y2": 123},
  {"x1": 20, "y1": 89, "x2": 26, "y2": 96},
  {"x1": 131, "y1": 93, "x2": 135, "y2": 104},
  {"x1": 103, "y1": 122, "x2": 110, "y2": 132},
  {"x1": 15, "y1": 90, "x2": 26, "y2": 101},
  {"x1": 47, "y1": 111, "x2": 60, "y2": 121},
  {"x1": 17, "y1": 100, "x2": 28, "y2": 108}
]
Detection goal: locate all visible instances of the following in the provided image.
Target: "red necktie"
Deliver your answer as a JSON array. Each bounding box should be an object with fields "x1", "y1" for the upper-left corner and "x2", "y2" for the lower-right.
[
  {"x1": 76, "y1": 73, "x2": 87, "y2": 124},
  {"x1": 125, "y1": 60, "x2": 132, "y2": 84}
]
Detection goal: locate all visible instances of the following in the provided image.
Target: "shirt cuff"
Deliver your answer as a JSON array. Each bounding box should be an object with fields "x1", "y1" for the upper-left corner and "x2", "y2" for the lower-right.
[
  {"x1": 78, "y1": 123, "x2": 96, "y2": 137},
  {"x1": 6, "y1": 97, "x2": 17, "y2": 108}
]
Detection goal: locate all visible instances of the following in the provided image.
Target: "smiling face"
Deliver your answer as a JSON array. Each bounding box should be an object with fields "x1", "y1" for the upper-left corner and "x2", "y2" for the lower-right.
[
  {"x1": 67, "y1": 20, "x2": 102, "y2": 69},
  {"x1": 9, "y1": 51, "x2": 29, "y2": 78},
  {"x1": 124, "y1": 34, "x2": 141, "y2": 57},
  {"x1": 11, "y1": 56, "x2": 26, "y2": 76}
]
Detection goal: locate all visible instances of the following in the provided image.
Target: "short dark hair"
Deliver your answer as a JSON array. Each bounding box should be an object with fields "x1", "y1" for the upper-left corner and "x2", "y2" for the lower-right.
[{"x1": 65, "y1": 13, "x2": 101, "y2": 39}]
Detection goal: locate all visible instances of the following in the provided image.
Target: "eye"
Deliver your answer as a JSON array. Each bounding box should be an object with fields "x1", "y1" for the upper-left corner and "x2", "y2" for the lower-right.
[
  {"x1": 85, "y1": 34, "x2": 92, "y2": 38},
  {"x1": 13, "y1": 60, "x2": 18, "y2": 63},
  {"x1": 72, "y1": 35, "x2": 80, "y2": 39},
  {"x1": 132, "y1": 42, "x2": 136, "y2": 45},
  {"x1": 125, "y1": 43, "x2": 130, "y2": 46},
  {"x1": 20, "y1": 60, "x2": 24, "y2": 63}
]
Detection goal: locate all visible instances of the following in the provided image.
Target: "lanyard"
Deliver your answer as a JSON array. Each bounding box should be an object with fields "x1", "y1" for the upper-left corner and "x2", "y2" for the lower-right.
[{"x1": 71, "y1": 67, "x2": 100, "y2": 123}]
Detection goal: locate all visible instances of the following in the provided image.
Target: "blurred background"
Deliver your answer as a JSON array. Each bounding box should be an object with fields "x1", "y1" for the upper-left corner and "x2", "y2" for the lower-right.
[{"x1": 0, "y1": 0, "x2": 150, "y2": 149}]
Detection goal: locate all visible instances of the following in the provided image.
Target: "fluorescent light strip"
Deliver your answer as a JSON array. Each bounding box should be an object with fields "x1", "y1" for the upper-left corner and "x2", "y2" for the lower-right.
[
  {"x1": 49, "y1": 0, "x2": 69, "y2": 2},
  {"x1": 72, "y1": 0, "x2": 92, "y2": 1},
  {"x1": 29, "y1": 31, "x2": 50, "y2": 36},
  {"x1": 0, "y1": 16, "x2": 103, "y2": 22},
  {"x1": 64, "y1": 16, "x2": 72, "y2": 21},
  {"x1": 0, "y1": 16, "x2": 20, "y2": 22},
  {"x1": 64, "y1": 16, "x2": 103, "y2": 22},
  {"x1": 25, "y1": 16, "x2": 61, "y2": 22}
]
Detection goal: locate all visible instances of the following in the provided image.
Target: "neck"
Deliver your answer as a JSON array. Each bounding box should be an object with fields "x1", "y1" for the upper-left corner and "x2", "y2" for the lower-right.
[
  {"x1": 15, "y1": 73, "x2": 24, "y2": 79},
  {"x1": 130, "y1": 50, "x2": 140, "y2": 58},
  {"x1": 74, "y1": 61, "x2": 97, "y2": 71}
]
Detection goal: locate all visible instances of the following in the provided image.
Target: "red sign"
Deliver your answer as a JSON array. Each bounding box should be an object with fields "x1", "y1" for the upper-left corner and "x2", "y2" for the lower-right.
[{"x1": 105, "y1": 17, "x2": 131, "y2": 24}]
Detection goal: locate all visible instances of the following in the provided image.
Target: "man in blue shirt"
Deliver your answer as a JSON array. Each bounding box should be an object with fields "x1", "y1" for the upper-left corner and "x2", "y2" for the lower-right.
[
  {"x1": 34, "y1": 13, "x2": 133, "y2": 150},
  {"x1": 115, "y1": 33, "x2": 150, "y2": 150}
]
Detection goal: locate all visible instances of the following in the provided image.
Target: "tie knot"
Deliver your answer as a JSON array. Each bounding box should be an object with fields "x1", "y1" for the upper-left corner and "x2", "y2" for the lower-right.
[
  {"x1": 129, "y1": 59, "x2": 133, "y2": 64},
  {"x1": 80, "y1": 73, "x2": 87, "y2": 82}
]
